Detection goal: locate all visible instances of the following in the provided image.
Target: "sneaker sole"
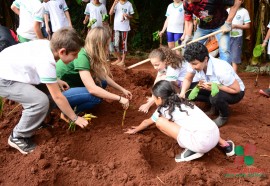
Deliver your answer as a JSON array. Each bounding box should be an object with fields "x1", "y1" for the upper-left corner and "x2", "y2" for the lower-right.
[
  {"x1": 8, "y1": 138, "x2": 31, "y2": 155},
  {"x1": 226, "y1": 140, "x2": 235, "y2": 157},
  {"x1": 175, "y1": 152, "x2": 204, "y2": 162}
]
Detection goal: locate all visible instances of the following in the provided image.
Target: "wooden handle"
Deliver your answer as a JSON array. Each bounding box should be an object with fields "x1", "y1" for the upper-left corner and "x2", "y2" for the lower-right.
[{"x1": 127, "y1": 29, "x2": 223, "y2": 69}]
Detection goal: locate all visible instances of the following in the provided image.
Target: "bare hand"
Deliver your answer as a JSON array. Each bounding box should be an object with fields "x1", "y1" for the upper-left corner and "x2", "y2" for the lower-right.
[
  {"x1": 57, "y1": 79, "x2": 70, "y2": 91},
  {"x1": 75, "y1": 116, "x2": 89, "y2": 128},
  {"x1": 122, "y1": 89, "x2": 132, "y2": 100},
  {"x1": 198, "y1": 82, "x2": 211, "y2": 91},
  {"x1": 124, "y1": 126, "x2": 138, "y2": 134},
  {"x1": 120, "y1": 96, "x2": 129, "y2": 110}
]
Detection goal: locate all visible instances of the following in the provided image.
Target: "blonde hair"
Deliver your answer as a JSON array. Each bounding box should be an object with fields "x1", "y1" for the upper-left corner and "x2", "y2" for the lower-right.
[
  {"x1": 149, "y1": 46, "x2": 184, "y2": 69},
  {"x1": 84, "y1": 27, "x2": 111, "y2": 82},
  {"x1": 50, "y1": 27, "x2": 84, "y2": 54}
]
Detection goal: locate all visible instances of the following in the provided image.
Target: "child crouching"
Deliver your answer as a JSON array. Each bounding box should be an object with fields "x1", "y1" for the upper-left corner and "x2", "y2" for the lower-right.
[{"x1": 125, "y1": 80, "x2": 234, "y2": 162}]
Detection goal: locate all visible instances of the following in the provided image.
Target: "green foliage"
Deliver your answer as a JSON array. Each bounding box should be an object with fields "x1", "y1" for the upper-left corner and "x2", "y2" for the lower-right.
[
  {"x1": 152, "y1": 30, "x2": 160, "y2": 41},
  {"x1": 0, "y1": 97, "x2": 3, "y2": 118},
  {"x1": 211, "y1": 83, "x2": 219, "y2": 97},
  {"x1": 253, "y1": 44, "x2": 264, "y2": 57},
  {"x1": 87, "y1": 19, "x2": 97, "y2": 28},
  {"x1": 188, "y1": 86, "x2": 200, "y2": 100}
]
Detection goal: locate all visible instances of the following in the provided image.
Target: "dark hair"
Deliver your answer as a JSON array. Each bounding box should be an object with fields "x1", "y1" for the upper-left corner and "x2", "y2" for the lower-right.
[
  {"x1": 149, "y1": 46, "x2": 184, "y2": 69},
  {"x1": 50, "y1": 27, "x2": 84, "y2": 54},
  {"x1": 152, "y1": 80, "x2": 194, "y2": 121},
  {"x1": 183, "y1": 42, "x2": 209, "y2": 63}
]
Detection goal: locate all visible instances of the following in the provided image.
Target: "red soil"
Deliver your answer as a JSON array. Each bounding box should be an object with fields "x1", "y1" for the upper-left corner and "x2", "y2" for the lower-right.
[{"x1": 0, "y1": 58, "x2": 269, "y2": 185}]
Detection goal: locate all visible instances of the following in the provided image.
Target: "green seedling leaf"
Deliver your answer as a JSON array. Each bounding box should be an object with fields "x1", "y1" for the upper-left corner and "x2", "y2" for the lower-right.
[
  {"x1": 102, "y1": 14, "x2": 109, "y2": 22},
  {"x1": 211, "y1": 83, "x2": 219, "y2": 97},
  {"x1": 253, "y1": 44, "x2": 264, "y2": 58},
  {"x1": 87, "y1": 19, "x2": 97, "y2": 28},
  {"x1": 188, "y1": 86, "x2": 200, "y2": 100},
  {"x1": 152, "y1": 30, "x2": 160, "y2": 41}
]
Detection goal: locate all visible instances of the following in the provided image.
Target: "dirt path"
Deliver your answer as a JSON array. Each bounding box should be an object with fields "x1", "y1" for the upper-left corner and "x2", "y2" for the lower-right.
[{"x1": 0, "y1": 58, "x2": 269, "y2": 185}]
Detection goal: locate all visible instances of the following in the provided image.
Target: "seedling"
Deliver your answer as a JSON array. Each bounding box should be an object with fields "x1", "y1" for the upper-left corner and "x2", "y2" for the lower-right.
[
  {"x1": 87, "y1": 19, "x2": 97, "y2": 28},
  {"x1": 68, "y1": 113, "x2": 97, "y2": 132},
  {"x1": 188, "y1": 82, "x2": 220, "y2": 100},
  {"x1": 121, "y1": 109, "x2": 127, "y2": 127},
  {"x1": 253, "y1": 45, "x2": 264, "y2": 58},
  {"x1": 152, "y1": 30, "x2": 160, "y2": 41},
  {"x1": 102, "y1": 14, "x2": 109, "y2": 22}
]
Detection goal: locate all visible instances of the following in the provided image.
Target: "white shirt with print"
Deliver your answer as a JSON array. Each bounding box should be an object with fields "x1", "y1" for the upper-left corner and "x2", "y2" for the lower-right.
[
  {"x1": 84, "y1": 2, "x2": 107, "y2": 28},
  {"x1": 166, "y1": 2, "x2": 185, "y2": 33},
  {"x1": 227, "y1": 7, "x2": 251, "y2": 37},
  {"x1": 113, "y1": 1, "x2": 134, "y2": 31},
  {"x1": 0, "y1": 40, "x2": 57, "y2": 85},
  {"x1": 44, "y1": 0, "x2": 70, "y2": 32},
  {"x1": 13, "y1": 0, "x2": 44, "y2": 40},
  {"x1": 187, "y1": 55, "x2": 245, "y2": 91}
]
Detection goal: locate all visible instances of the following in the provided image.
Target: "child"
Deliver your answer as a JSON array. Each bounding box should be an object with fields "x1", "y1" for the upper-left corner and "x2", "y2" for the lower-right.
[
  {"x1": 139, "y1": 47, "x2": 199, "y2": 113},
  {"x1": 227, "y1": 1, "x2": 251, "y2": 72},
  {"x1": 57, "y1": 27, "x2": 131, "y2": 114},
  {"x1": 126, "y1": 80, "x2": 235, "y2": 162},
  {"x1": 159, "y1": 0, "x2": 184, "y2": 54},
  {"x1": 109, "y1": 0, "x2": 134, "y2": 67},
  {"x1": 259, "y1": 21, "x2": 270, "y2": 97},
  {"x1": 0, "y1": 28, "x2": 88, "y2": 155},
  {"x1": 43, "y1": 0, "x2": 72, "y2": 37},
  {"x1": 11, "y1": 0, "x2": 44, "y2": 42},
  {"x1": 180, "y1": 42, "x2": 245, "y2": 127},
  {"x1": 83, "y1": 0, "x2": 107, "y2": 29}
]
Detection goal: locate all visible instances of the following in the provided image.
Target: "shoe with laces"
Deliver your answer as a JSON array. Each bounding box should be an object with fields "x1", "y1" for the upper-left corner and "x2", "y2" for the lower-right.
[
  {"x1": 220, "y1": 140, "x2": 235, "y2": 157},
  {"x1": 175, "y1": 149, "x2": 204, "y2": 162},
  {"x1": 259, "y1": 88, "x2": 270, "y2": 97},
  {"x1": 8, "y1": 133, "x2": 36, "y2": 154}
]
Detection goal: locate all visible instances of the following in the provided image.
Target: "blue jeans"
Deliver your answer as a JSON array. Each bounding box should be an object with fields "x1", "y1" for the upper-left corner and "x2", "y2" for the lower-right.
[
  {"x1": 63, "y1": 81, "x2": 107, "y2": 113},
  {"x1": 193, "y1": 27, "x2": 231, "y2": 63}
]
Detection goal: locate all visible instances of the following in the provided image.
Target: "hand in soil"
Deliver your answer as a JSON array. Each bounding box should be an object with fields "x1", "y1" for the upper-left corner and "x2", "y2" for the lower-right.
[{"x1": 124, "y1": 126, "x2": 138, "y2": 134}]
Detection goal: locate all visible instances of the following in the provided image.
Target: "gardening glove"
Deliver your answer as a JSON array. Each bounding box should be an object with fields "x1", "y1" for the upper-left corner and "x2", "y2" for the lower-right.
[
  {"x1": 221, "y1": 21, "x2": 232, "y2": 34},
  {"x1": 182, "y1": 35, "x2": 192, "y2": 47}
]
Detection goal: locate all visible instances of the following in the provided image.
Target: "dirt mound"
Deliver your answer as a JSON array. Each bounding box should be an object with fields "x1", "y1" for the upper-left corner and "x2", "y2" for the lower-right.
[{"x1": 0, "y1": 59, "x2": 269, "y2": 185}]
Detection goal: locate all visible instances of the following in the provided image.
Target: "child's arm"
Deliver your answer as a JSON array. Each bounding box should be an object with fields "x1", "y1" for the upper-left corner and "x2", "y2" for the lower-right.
[
  {"x1": 83, "y1": 15, "x2": 90, "y2": 25},
  {"x1": 11, "y1": 4, "x2": 20, "y2": 15},
  {"x1": 46, "y1": 83, "x2": 89, "y2": 128},
  {"x1": 159, "y1": 17, "x2": 168, "y2": 37},
  {"x1": 33, "y1": 21, "x2": 44, "y2": 39},
  {"x1": 125, "y1": 118, "x2": 154, "y2": 134},
  {"x1": 262, "y1": 27, "x2": 270, "y2": 47},
  {"x1": 138, "y1": 96, "x2": 155, "y2": 113},
  {"x1": 64, "y1": 11, "x2": 73, "y2": 27},
  {"x1": 109, "y1": 0, "x2": 118, "y2": 15},
  {"x1": 105, "y1": 75, "x2": 132, "y2": 100},
  {"x1": 232, "y1": 22, "x2": 250, "y2": 30},
  {"x1": 44, "y1": 14, "x2": 51, "y2": 36}
]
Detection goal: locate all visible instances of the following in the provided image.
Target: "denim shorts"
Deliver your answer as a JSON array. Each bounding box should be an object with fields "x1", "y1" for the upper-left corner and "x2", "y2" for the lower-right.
[{"x1": 230, "y1": 36, "x2": 243, "y2": 64}]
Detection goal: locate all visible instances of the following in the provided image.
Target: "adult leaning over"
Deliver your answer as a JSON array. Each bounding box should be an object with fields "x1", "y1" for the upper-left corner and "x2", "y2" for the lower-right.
[
  {"x1": 182, "y1": 0, "x2": 242, "y2": 63},
  {"x1": 56, "y1": 27, "x2": 131, "y2": 117}
]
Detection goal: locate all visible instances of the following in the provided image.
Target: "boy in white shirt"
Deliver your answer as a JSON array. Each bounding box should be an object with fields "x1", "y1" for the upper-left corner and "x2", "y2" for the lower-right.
[
  {"x1": 227, "y1": 1, "x2": 251, "y2": 72},
  {"x1": 259, "y1": 21, "x2": 270, "y2": 97},
  {"x1": 0, "y1": 28, "x2": 88, "y2": 155},
  {"x1": 43, "y1": 0, "x2": 72, "y2": 37},
  {"x1": 11, "y1": 0, "x2": 44, "y2": 42},
  {"x1": 83, "y1": 0, "x2": 107, "y2": 29},
  {"x1": 109, "y1": 0, "x2": 134, "y2": 67},
  {"x1": 180, "y1": 42, "x2": 245, "y2": 127}
]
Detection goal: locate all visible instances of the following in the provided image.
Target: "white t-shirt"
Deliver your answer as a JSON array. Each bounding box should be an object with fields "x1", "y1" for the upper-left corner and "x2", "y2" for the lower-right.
[
  {"x1": 187, "y1": 55, "x2": 245, "y2": 91},
  {"x1": 13, "y1": 0, "x2": 44, "y2": 40},
  {"x1": 113, "y1": 1, "x2": 134, "y2": 31},
  {"x1": 267, "y1": 22, "x2": 270, "y2": 55},
  {"x1": 227, "y1": 7, "x2": 251, "y2": 37},
  {"x1": 84, "y1": 2, "x2": 107, "y2": 28},
  {"x1": 166, "y1": 62, "x2": 200, "y2": 83},
  {"x1": 0, "y1": 40, "x2": 57, "y2": 85},
  {"x1": 44, "y1": 0, "x2": 70, "y2": 32},
  {"x1": 165, "y1": 2, "x2": 184, "y2": 33},
  {"x1": 151, "y1": 105, "x2": 217, "y2": 132}
]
